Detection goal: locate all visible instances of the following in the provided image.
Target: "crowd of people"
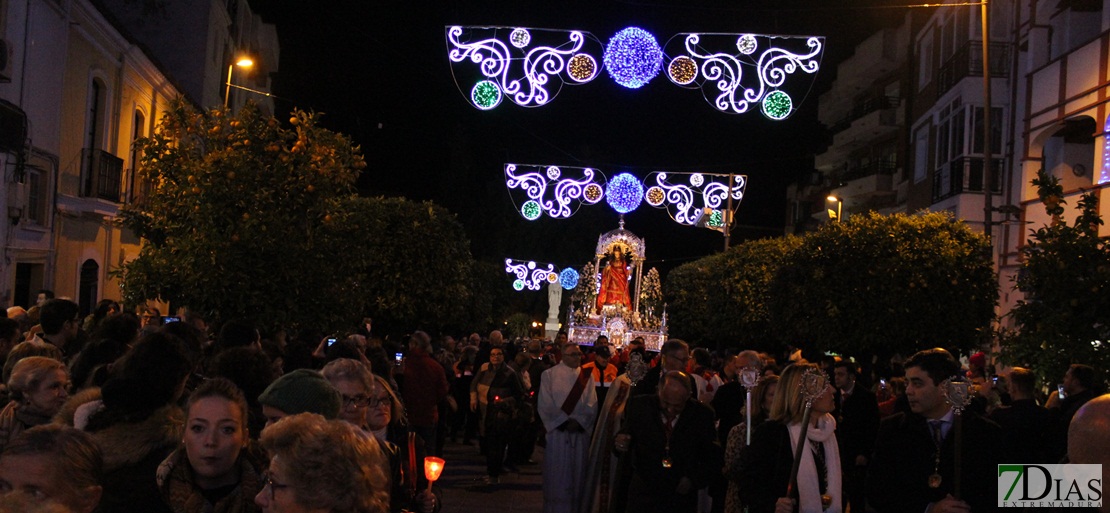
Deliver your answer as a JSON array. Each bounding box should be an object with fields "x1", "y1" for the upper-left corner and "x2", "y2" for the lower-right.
[{"x1": 0, "y1": 293, "x2": 1108, "y2": 513}]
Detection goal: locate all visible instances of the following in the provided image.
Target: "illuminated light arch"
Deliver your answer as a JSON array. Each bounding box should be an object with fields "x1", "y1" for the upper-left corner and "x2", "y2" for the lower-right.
[
  {"x1": 662, "y1": 32, "x2": 824, "y2": 118},
  {"x1": 505, "y1": 258, "x2": 560, "y2": 291},
  {"x1": 643, "y1": 171, "x2": 747, "y2": 226},
  {"x1": 505, "y1": 163, "x2": 608, "y2": 219},
  {"x1": 447, "y1": 26, "x2": 604, "y2": 109}
]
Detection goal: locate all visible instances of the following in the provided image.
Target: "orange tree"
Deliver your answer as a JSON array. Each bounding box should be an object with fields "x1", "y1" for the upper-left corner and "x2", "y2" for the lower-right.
[
  {"x1": 665, "y1": 236, "x2": 802, "y2": 350},
  {"x1": 118, "y1": 99, "x2": 483, "y2": 335},
  {"x1": 768, "y1": 212, "x2": 997, "y2": 357},
  {"x1": 1002, "y1": 170, "x2": 1110, "y2": 386}
]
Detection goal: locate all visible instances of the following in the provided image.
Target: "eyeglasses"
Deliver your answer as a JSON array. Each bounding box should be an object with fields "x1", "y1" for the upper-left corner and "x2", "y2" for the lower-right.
[
  {"x1": 341, "y1": 394, "x2": 372, "y2": 408},
  {"x1": 367, "y1": 396, "x2": 391, "y2": 408},
  {"x1": 262, "y1": 471, "x2": 291, "y2": 502}
]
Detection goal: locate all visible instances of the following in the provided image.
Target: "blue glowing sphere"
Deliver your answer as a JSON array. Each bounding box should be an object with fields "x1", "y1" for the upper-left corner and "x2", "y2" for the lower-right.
[
  {"x1": 606, "y1": 173, "x2": 644, "y2": 214},
  {"x1": 603, "y1": 27, "x2": 663, "y2": 89},
  {"x1": 559, "y1": 268, "x2": 580, "y2": 290}
]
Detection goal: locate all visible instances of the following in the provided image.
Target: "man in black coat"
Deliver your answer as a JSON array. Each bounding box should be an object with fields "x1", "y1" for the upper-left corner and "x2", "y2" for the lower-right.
[
  {"x1": 989, "y1": 366, "x2": 1050, "y2": 463},
  {"x1": 614, "y1": 371, "x2": 722, "y2": 513},
  {"x1": 867, "y1": 348, "x2": 1003, "y2": 513},
  {"x1": 833, "y1": 360, "x2": 879, "y2": 513}
]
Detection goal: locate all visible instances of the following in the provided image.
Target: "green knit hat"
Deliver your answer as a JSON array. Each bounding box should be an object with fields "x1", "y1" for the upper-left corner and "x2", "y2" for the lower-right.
[{"x1": 258, "y1": 369, "x2": 342, "y2": 419}]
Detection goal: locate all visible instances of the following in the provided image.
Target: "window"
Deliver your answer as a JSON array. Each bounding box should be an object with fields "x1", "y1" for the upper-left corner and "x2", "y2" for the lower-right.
[
  {"x1": 26, "y1": 167, "x2": 44, "y2": 225},
  {"x1": 914, "y1": 125, "x2": 930, "y2": 184},
  {"x1": 918, "y1": 38, "x2": 934, "y2": 90},
  {"x1": 130, "y1": 109, "x2": 148, "y2": 203},
  {"x1": 972, "y1": 107, "x2": 1003, "y2": 155}
]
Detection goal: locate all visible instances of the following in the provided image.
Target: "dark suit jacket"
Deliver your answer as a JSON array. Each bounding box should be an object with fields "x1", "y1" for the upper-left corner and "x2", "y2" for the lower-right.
[
  {"x1": 620, "y1": 395, "x2": 722, "y2": 513},
  {"x1": 866, "y1": 411, "x2": 1003, "y2": 513},
  {"x1": 711, "y1": 381, "x2": 745, "y2": 446},
  {"x1": 736, "y1": 420, "x2": 797, "y2": 513},
  {"x1": 835, "y1": 386, "x2": 880, "y2": 463},
  {"x1": 989, "y1": 398, "x2": 1050, "y2": 463}
]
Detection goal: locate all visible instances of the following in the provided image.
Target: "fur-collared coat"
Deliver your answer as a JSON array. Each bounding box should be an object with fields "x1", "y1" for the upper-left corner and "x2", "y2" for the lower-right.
[
  {"x1": 56, "y1": 388, "x2": 182, "y2": 513},
  {"x1": 156, "y1": 446, "x2": 263, "y2": 513}
]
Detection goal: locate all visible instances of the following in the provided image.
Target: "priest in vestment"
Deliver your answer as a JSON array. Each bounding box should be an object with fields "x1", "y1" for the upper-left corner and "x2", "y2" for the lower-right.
[{"x1": 539, "y1": 344, "x2": 598, "y2": 513}]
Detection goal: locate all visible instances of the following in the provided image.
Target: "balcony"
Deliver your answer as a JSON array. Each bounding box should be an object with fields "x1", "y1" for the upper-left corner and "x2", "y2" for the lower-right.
[
  {"x1": 931, "y1": 156, "x2": 1004, "y2": 202},
  {"x1": 81, "y1": 148, "x2": 123, "y2": 202},
  {"x1": 841, "y1": 159, "x2": 897, "y2": 183},
  {"x1": 936, "y1": 41, "x2": 1011, "y2": 98},
  {"x1": 829, "y1": 96, "x2": 901, "y2": 134}
]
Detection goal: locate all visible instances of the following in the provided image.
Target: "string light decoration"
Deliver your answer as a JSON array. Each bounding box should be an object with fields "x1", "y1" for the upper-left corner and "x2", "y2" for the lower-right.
[
  {"x1": 505, "y1": 164, "x2": 608, "y2": 220},
  {"x1": 668, "y1": 56, "x2": 698, "y2": 85},
  {"x1": 505, "y1": 259, "x2": 559, "y2": 291},
  {"x1": 707, "y1": 210, "x2": 724, "y2": 228},
  {"x1": 471, "y1": 80, "x2": 502, "y2": 110},
  {"x1": 603, "y1": 27, "x2": 663, "y2": 89},
  {"x1": 568, "y1": 54, "x2": 598, "y2": 83},
  {"x1": 761, "y1": 90, "x2": 793, "y2": 120},
  {"x1": 447, "y1": 26, "x2": 603, "y2": 109},
  {"x1": 643, "y1": 171, "x2": 747, "y2": 226},
  {"x1": 521, "y1": 200, "x2": 542, "y2": 220},
  {"x1": 663, "y1": 32, "x2": 823, "y2": 117},
  {"x1": 559, "y1": 268, "x2": 580, "y2": 290},
  {"x1": 606, "y1": 172, "x2": 644, "y2": 214}
]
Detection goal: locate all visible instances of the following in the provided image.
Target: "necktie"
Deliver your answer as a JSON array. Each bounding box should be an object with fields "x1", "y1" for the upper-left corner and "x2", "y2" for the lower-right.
[{"x1": 929, "y1": 419, "x2": 945, "y2": 445}]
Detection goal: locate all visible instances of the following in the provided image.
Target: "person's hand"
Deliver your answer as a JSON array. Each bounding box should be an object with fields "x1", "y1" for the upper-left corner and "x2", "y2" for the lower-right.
[
  {"x1": 675, "y1": 476, "x2": 694, "y2": 495},
  {"x1": 416, "y1": 490, "x2": 436, "y2": 512},
  {"x1": 470, "y1": 398, "x2": 478, "y2": 412},
  {"x1": 773, "y1": 497, "x2": 795, "y2": 513},
  {"x1": 927, "y1": 495, "x2": 971, "y2": 513},
  {"x1": 614, "y1": 434, "x2": 631, "y2": 452}
]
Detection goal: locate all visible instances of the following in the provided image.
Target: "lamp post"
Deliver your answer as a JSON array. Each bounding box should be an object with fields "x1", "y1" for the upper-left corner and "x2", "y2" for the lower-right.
[
  {"x1": 224, "y1": 57, "x2": 254, "y2": 109},
  {"x1": 826, "y1": 195, "x2": 843, "y2": 223}
]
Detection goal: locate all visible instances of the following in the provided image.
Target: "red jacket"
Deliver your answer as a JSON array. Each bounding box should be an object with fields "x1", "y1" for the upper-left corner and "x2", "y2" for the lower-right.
[{"x1": 400, "y1": 348, "x2": 450, "y2": 426}]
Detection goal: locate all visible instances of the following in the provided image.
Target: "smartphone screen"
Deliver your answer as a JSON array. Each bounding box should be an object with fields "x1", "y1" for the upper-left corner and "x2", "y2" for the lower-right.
[
  {"x1": 1058, "y1": 385, "x2": 1066, "y2": 400},
  {"x1": 394, "y1": 352, "x2": 403, "y2": 363},
  {"x1": 162, "y1": 316, "x2": 180, "y2": 323},
  {"x1": 326, "y1": 337, "x2": 338, "y2": 347}
]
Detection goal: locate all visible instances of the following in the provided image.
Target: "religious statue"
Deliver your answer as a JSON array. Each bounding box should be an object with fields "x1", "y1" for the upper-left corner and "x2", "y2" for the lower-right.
[{"x1": 595, "y1": 245, "x2": 632, "y2": 312}]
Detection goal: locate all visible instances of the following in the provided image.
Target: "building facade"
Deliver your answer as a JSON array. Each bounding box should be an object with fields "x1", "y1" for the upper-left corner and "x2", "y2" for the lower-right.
[
  {"x1": 1, "y1": 0, "x2": 277, "y2": 313},
  {"x1": 796, "y1": 0, "x2": 1110, "y2": 329}
]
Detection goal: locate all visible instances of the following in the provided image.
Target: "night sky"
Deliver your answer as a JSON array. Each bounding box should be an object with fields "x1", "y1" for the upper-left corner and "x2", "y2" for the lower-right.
[{"x1": 252, "y1": 1, "x2": 903, "y2": 313}]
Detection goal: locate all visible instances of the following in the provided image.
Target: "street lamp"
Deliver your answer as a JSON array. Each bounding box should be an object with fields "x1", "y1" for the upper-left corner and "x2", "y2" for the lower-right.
[
  {"x1": 826, "y1": 195, "x2": 843, "y2": 223},
  {"x1": 224, "y1": 56, "x2": 254, "y2": 109}
]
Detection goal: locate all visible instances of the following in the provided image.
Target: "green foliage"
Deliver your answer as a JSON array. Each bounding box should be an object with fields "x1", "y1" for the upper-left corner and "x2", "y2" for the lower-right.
[
  {"x1": 119, "y1": 100, "x2": 366, "y2": 333},
  {"x1": 117, "y1": 99, "x2": 481, "y2": 336},
  {"x1": 665, "y1": 236, "x2": 802, "y2": 350},
  {"x1": 343, "y1": 196, "x2": 483, "y2": 334},
  {"x1": 1002, "y1": 169, "x2": 1110, "y2": 385},
  {"x1": 769, "y1": 212, "x2": 997, "y2": 357}
]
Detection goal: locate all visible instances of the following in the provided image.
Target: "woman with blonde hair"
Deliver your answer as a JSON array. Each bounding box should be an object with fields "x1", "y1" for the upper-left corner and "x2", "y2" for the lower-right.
[
  {"x1": 738, "y1": 363, "x2": 841, "y2": 513},
  {"x1": 157, "y1": 377, "x2": 263, "y2": 513},
  {"x1": 0, "y1": 356, "x2": 68, "y2": 451},
  {"x1": 254, "y1": 413, "x2": 389, "y2": 513}
]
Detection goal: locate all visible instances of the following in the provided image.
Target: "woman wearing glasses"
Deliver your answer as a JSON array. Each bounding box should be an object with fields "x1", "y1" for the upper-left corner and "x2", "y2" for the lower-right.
[
  {"x1": 322, "y1": 359, "x2": 439, "y2": 513},
  {"x1": 157, "y1": 377, "x2": 264, "y2": 513},
  {"x1": 254, "y1": 413, "x2": 389, "y2": 513}
]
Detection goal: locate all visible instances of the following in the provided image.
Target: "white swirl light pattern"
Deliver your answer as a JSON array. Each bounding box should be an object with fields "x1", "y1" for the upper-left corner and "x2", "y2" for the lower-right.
[
  {"x1": 665, "y1": 33, "x2": 824, "y2": 117},
  {"x1": 505, "y1": 259, "x2": 558, "y2": 291},
  {"x1": 505, "y1": 164, "x2": 606, "y2": 219},
  {"x1": 644, "y1": 172, "x2": 747, "y2": 225},
  {"x1": 447, "y1": 26, "x2": 602, "y2": 109}
]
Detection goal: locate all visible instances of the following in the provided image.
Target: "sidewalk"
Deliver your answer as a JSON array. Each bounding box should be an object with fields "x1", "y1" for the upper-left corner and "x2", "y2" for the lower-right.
[{"x1": 437, "y1": 440, "x2": 545, "y2": 513}]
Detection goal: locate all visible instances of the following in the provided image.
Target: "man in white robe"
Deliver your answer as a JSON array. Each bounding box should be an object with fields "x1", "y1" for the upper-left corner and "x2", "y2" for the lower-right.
[{"x1": 539, "y1": 344, "x2": 598, "y2": 513}]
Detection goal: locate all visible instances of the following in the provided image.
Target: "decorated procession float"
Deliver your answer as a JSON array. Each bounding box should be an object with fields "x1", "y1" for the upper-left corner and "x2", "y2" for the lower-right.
[{"x1": 567, "y1": 221, "x2": 667, "y2": 351}]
